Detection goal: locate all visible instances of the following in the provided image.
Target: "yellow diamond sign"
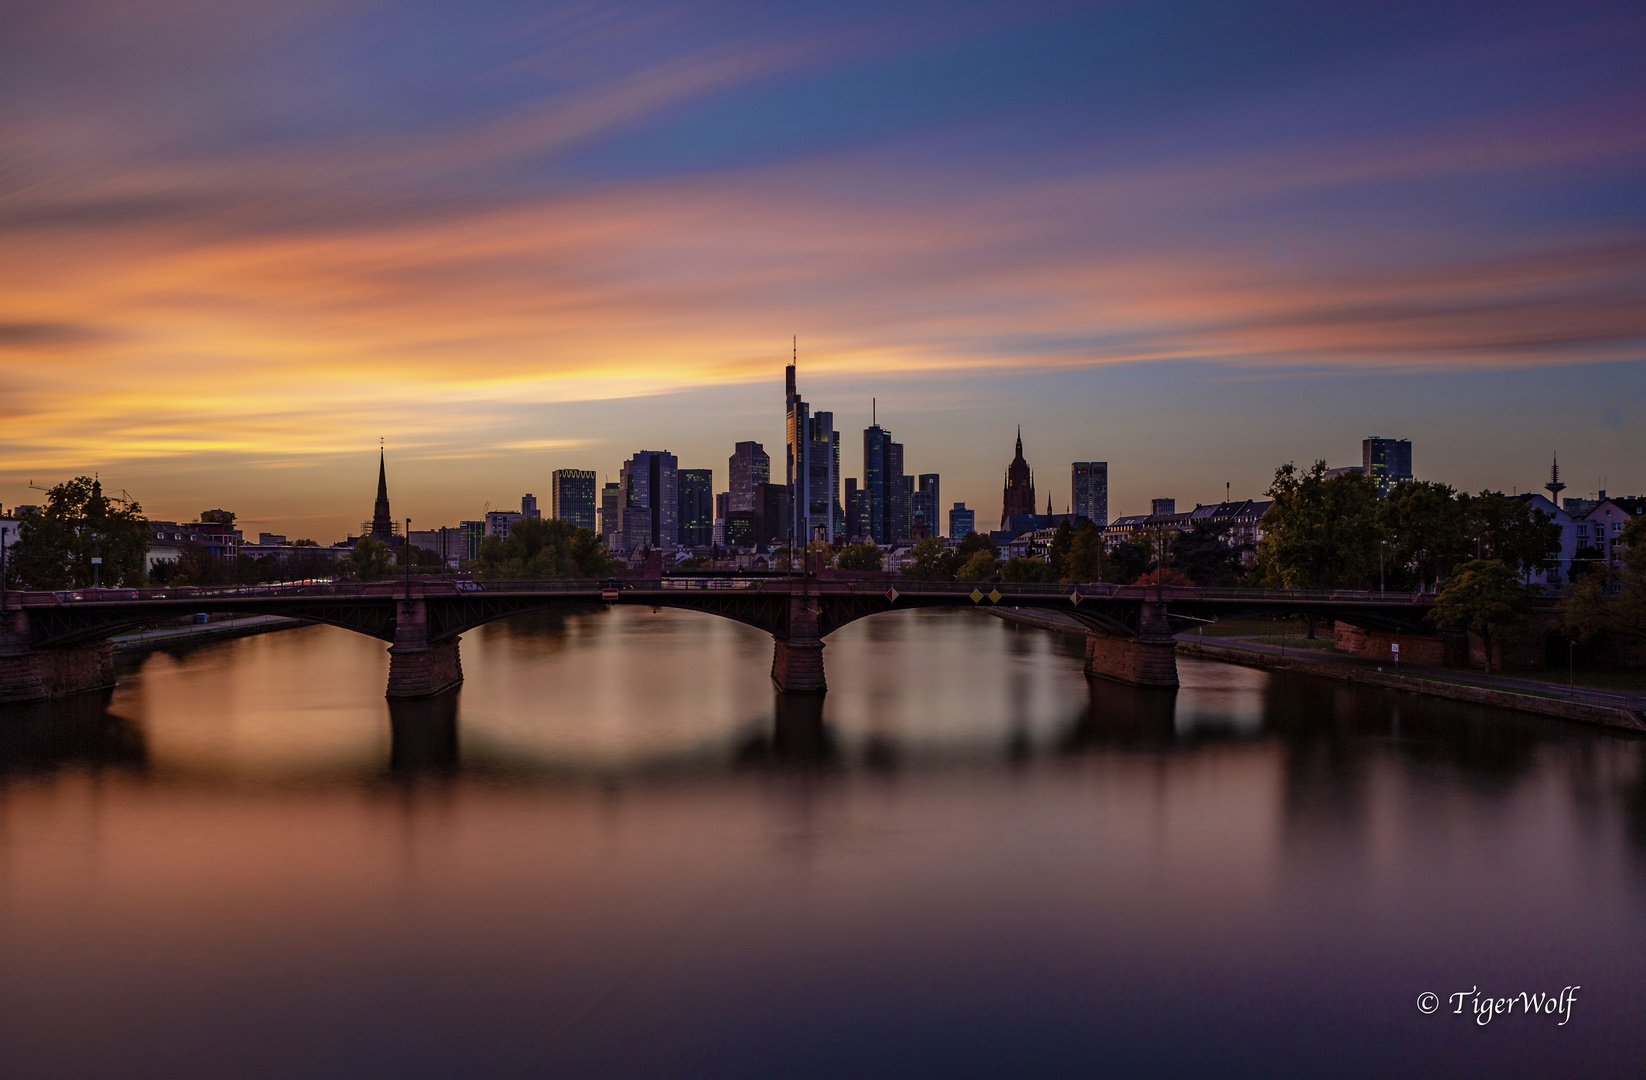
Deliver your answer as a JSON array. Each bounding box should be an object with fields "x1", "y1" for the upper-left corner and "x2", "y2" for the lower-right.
[
  {"x1": 988, "y1": 589, "x2": 1002, "y2": 604},
  {"x1": 970, "y1": 589, "x2": 984, "y2": 603}
]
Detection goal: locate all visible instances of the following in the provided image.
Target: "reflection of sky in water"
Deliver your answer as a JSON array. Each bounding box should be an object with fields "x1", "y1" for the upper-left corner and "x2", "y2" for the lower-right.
[{"x1": 5, "y1": 612, "x2": 1646, "y2": 1077}]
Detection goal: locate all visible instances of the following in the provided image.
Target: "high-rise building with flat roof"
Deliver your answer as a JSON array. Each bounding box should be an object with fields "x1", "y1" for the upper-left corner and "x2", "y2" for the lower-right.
[
  {"x1": 677, "y1": 468, "x2": 714, "y2": 547},
  {"x1": 618, "y1": 451, "x2": 678, "y2": 553},
  {"x1": 913, "y1": 474, "x2": 941, "y2": 537},
  {"x1": 784, "y1": 355, "x2": 837, "y2": 544},
  {"x1": 1072, "y1": 462, "x2": 1108, "y2": 526},
  {"x1": 1151, "y1": 498, "x2": 1175, "y2": 517},
  {"x1": 728, "y1": 442, "x2": 770, "y2": 514},
  {"x1": 1362, "y1": 437, "x2": 1413, "y2": 497},
  {"x1": 550, "y1": 470, "x2": 597, "y2": 530},
  {"x1": 949, "y1": 502, "x2": 975, "y2": 539},
  {"x1": 520, "y1": 494, "x2": 540, "y2": 520},
  {"x1": 599, "y1": 482, "x2": 620, "y2": 546}
]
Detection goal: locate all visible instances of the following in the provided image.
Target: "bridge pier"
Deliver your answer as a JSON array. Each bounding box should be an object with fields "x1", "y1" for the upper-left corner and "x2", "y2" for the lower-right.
[
  {"x1": 386, "y1": 599, "x2": 463, "y2": 698},
  {"x1": 1083, "y1": 602, "x2": 1179, "y2": 688},
  {"x1": 771, "y1": 598, "x2": 826, "y2": 693},
  {"x1": 1, "y1": 610, "x2": 116, "y2": 703}
]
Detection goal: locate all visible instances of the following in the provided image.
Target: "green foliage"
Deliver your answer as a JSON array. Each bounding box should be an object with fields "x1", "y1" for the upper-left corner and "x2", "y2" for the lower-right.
[
  {"x1": 956, "y1": 531, "x2": 999, "y2": 560},
  {"x1": 1044, "y1": 520, "x2": 1075, "y2": 581},
  {"x1": 1460, "y1": 491, "x2": 1563, "y2": 579},
  {"x1": 1170, "y1": 521, "x2": 1245, "y2": 586},
  {"x1": 956, "y1": 549, "x2": 999, "y2": 582},
  {"x1": 1376, "y1": 480, "x2": 1466, "y2": 589},
  {"x1": 1102, "y1": 540, "x2": 1148, "y2": 584},
  {"x1": 1002, "y1": 555, "x2": 1048, "y2": 583},
  {"x1": 6, "y1": 476, "x2": 149, "y2": 589},
  {"x1": 1062, "y1": 522, "x2": 1106, "y2": 583},
  {"x1": 199, "y1": 509, "x2": 236, "y2": 525},
  {"x1": 1255, "y1": 461, "x2": 1381, "y2": 589},
  {"x1": 902, "y1": 536, "x2": 958, "y2": 580},
  {"x1": 476, "y1": 517, "x2": 618, "y2": 579},
  {"x1": 835, "y1": 542, "x2": 884, "y2": 572},
  {"x1": 1428, "y1": 559, "x2": 1535, "y2": 674},
  {"x1": 1562, "y1": 516, "x2": 1646, "y2": 643},
  {"x1": 350, "y1": 535, "x2": 394, "y2": 581}
]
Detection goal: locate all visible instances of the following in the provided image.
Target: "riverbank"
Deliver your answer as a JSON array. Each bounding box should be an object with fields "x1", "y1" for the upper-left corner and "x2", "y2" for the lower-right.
[
  {"x1": 989, "y1": 607, "x2": 1646, "y2": 733},
  {"x1": 112, "y1": 615, "x2": 309, "y2": 653}
]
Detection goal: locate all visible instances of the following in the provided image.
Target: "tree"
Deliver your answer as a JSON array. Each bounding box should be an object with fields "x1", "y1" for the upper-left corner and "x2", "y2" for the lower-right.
[
  {"x1": 6, "y1": 476, "x2": 149, "y2": 589},
  {"x1": 1561, "y1": 516, "x2": 1646, "y2": 644},
  {"x1": 902, "y1": 536, "x2": 958, "y2": 580},
  {"x1": 476, "y1": 517, "x2": 618, "y2": 579},
  {"x1": 1102, "y1": 539, "x2": 1148, "y2": 584},
  {"x1": 150, "y1": 541, "x2": 231, "y2": 586},
  {"x1": 1255, "y1": 461, "x2": 1381, "y2": 591},
  {"x1": 836, "y1": 543, "x2": 884, "y2": 572},
  {"x1": 1044, "y1": 520, "x2": 1075, "y2": 581},
  {"x1": 1002, "y1": 556, "x2": 1048, "y2": 583},
  {"x1": 1376, "y1": 480, "x2": 1467, "y2": 590},
  {"x1": 350, "y1": 536, "x2": 394, "y2": 581},
  {"x1": 1062, "y1": 522, "x2": 1106, "y2": 583},
  {"x1": 1134, "y1": 566, "x2": 1195, "y2": 588},
  {"x1": 1170, "y1": 521, "x2": 1245, "y2": 586},
  {"x1": 1460, "y1": 491, "x2": 1563, "y2": 580},
  {"x1": 1428, "y1": 559, "x2": 1535, "y2": 674},
  {"x1": 956, "y1": 531, "x2": 999, "y2": 561},
  {"x1": 956, "y1": 549, "x2": 998, "y2": 582}
]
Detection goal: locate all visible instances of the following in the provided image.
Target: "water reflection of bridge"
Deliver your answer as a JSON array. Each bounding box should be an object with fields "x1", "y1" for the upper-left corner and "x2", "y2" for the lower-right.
[{"x1": 1, "y1": 577, "x2": 1439, "y2": 702}]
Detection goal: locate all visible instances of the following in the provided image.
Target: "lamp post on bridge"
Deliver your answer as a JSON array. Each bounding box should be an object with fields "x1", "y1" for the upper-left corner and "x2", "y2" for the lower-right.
[
  {"x1": 1380, "y1": 540, "x2": 1386, "y2": 599},
  {"x1": 405, "y1": 518, "x2": 412, "y2": 600}
]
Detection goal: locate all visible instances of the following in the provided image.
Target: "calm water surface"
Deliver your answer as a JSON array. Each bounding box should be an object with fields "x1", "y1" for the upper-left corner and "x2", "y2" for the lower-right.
[{"x1": 2, "y1": 608, "x2": 1643, "y2": 1078}]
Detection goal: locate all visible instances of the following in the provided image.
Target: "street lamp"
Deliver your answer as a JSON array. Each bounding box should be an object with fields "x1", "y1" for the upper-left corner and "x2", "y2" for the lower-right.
[
  {"x1": 405, "y1": 518, "x2": 412, "y2": 599},
  {"x1": 1380, "y1": 540, "x2": 1386, "y2": 598}
]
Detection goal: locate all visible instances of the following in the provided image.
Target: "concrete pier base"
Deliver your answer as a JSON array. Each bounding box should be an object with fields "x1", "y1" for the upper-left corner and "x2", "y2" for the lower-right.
[
  {"x1": 385, "y1": 598, "x2": 463, "y2": 698},
  {"x1": 771, "y1": 598, "x2": 826, "y2": 693},
  {"x1": 1083, "y1": 602, "x2": 1179, "y2": 688}
]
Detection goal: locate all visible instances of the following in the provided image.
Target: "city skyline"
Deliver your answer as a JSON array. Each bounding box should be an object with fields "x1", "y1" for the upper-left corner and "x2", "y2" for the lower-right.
[{"x1": 3, "y1": 1, "x2": 1642, "y2": 538}]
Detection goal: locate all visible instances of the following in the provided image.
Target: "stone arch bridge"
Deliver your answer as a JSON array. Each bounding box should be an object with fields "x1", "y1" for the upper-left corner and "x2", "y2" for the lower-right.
[{"x1": 1, "y1": 576, "x2": 1441, "y2": 702}]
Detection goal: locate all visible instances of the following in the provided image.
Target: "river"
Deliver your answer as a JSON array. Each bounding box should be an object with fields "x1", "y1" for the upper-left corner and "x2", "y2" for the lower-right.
[{"x1": 1, "y1": 608, "x2": 1642, "y2": 1078}]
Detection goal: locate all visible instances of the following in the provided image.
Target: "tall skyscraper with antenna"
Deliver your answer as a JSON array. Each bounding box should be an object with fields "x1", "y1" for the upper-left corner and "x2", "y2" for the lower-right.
[{"x1": 784, "y1": 341, "x2": 837, "y2": 544}]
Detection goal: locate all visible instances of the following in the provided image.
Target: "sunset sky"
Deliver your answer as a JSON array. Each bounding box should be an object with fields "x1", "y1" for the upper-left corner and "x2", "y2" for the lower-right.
[{"x1": 3, "y1": 0, "x2": 1643, "y2": 540}]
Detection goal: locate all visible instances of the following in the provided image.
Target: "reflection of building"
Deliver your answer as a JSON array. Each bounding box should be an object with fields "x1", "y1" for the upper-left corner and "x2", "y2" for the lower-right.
[
  {"x1": 949, "y1": 502, "x2": 975, "y2": 539},
  {"x1": 619, "y1": 450, "x2": 678, "y2": 553},
  {"x1": 677, "y1": 468, "x2": 714, "y2": 547},
  {"x1": 1072, "y1": 462, "x2": 1108, "y2": 527},
  {"x1": 728, "y1": 442, "x2": 770, "y2": 513},
  {"x1": 1363, "y1": 437, "x2": 1413, "y2": 496},
  {"x1": 1001, "y1": 428, "x2": 1036, "y2": 528},
  {"x1": 551, "y1": 470, "x2": 596, "y2": 530}
]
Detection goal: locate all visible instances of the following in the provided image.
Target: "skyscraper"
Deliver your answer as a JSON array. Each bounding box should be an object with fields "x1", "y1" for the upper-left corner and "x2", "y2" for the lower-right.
[
  {"x1": 677, "y1": 468, "x2": 714, "y2": 547},
  {"x1": 618, "y1": 451, "x2": 678, "y2": 552},
  {"x1": 600, "y1": 482, "x2": 620, "y2": 546},
  {"x1": 1362, "y1": 437, "x2": 1413, "y2": 497},
  {"x1": 1001, "y1": 428, "x2": 1036, "y2": 529},
  {"x1": 1072, "y1": 462, "x2": 1108, "y2": 526},
  {"x1": 520, "y1": 494, "x2": 540, "y2": 519},
  {"x1": 551, "y1": 469, "x2": 597, "y2": 530},
  {"x1": 728, "y1": 442, "x2": 770, "y2": 514},
  {"x1": 863, "y1": 424, "x2": 888, "y2": 542},
  {"x1": 784, "y1": 352, "x2": 837, "y2": 543},
  {"x1": 949, "y1": 503, "x2": 975, "y2": 539},
  {"x1": 845, "y1": 478, "x2": 865, "y2": 541},
  {"x1": 913, "y1": 474, "x2": 941, "y2": 537}
]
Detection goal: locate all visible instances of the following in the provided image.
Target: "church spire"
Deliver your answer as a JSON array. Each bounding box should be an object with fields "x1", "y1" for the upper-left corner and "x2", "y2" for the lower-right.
[{"x1": 370, "y1": 443, "x2": 393, "y2": 541}]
